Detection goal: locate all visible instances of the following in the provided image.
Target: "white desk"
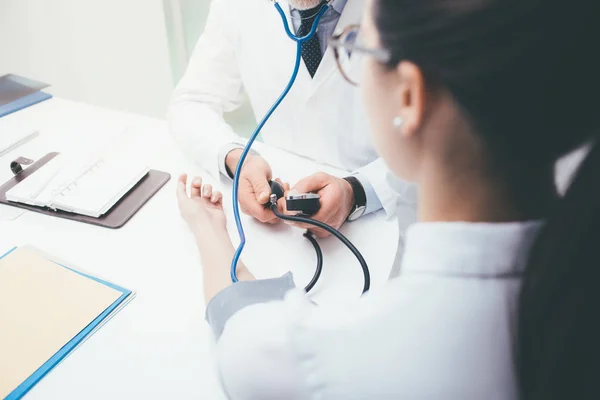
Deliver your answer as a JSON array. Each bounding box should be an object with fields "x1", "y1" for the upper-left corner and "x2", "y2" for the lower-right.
[{"x1": 0, "y1": 98, "x2": 399, "y2": 399}]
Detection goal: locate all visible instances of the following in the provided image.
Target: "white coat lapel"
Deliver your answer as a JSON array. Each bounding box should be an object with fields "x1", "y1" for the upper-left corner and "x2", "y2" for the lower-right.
[
  {"x1": 310, "y1": 0, "x2": 364, "y2": 95},
  {"x1": 268, "y1": 0, "x2": 313, "y2": 95}
]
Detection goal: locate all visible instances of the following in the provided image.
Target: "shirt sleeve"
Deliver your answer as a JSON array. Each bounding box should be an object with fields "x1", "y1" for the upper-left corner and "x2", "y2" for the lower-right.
[
  {"x1": 217, "y1": 144, "x2": 262, "y2": 180},
  {"x1": 206, "y1": 273, "x2": 296, "y2": 339},
  {"x1": 353, "y1": 157, "x2": 418, "y2": 219},
  {"x1": 217, "y1": 143, "x2": 244, "y2": 179},
  {"x1": 354, "y1": 173, "x2": 383, "y2": 216},
  {"x1": 211, "y1": 289, "x2": 312, "y2": 400},
  {"x1": 167, "y1": 0, "x2": 246, "y2": 179}
]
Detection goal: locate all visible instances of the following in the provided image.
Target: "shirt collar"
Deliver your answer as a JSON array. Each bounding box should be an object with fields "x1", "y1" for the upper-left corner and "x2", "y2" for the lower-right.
[
  {"x1": 400, "y1": 221, "x2": 544, "y2": 277},
  {"x1": 328, "y1": 0, "x2": 348, "y2": 15}
]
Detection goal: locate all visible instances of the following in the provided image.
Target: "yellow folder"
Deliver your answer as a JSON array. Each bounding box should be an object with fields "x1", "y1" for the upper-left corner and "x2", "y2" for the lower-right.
[{"x1": 0, "y1": 247, "x2": 132, "y2": 399}]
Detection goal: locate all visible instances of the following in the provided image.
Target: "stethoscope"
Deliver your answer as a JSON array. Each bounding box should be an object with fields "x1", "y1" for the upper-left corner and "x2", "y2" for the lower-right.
[{"x1": 230, "y1": 0, "x2": 370, "y2": 294}]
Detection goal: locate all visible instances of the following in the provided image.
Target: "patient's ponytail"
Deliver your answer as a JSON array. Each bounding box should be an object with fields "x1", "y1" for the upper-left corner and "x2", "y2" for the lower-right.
[{"x1": 518, "y1": 138, "x2": 600, "y2": 400}]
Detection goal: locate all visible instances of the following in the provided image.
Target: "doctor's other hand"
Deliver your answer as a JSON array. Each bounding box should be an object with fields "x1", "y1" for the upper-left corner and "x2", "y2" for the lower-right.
[
  {"x1": 226, "y1": 149, "x2": 280, "y2": 224},
  {"x1": 286, "y1": 172, "x2": 354, "y2": 238},
  {"x1": 176, "y1": 174, "x2": 226, "y2": 237}
]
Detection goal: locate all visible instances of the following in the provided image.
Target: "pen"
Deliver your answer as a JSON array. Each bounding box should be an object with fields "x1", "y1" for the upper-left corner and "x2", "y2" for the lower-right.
[{"x1": 0, "y1": 130, "x2": 40, "y2": 158}]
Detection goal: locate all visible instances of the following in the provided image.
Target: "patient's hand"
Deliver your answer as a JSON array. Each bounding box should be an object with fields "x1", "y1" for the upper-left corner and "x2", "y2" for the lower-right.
[
  {"x1": 177, "y1": 173, "x2": 255, "y2": 300},
  {"x1": 176, "y1": 174, "x2": 226, "y2": 236}
]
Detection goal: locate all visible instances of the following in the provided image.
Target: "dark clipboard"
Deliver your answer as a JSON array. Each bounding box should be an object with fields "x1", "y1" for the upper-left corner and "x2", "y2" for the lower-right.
[{"x1": 0, "y1": 152, "x2": 171, "y2": 229}]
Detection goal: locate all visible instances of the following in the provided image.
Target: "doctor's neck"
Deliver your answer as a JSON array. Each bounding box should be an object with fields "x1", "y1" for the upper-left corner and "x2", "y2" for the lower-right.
[{"x1": 288, "y1": 0, "x2": 325, "y2": 10}]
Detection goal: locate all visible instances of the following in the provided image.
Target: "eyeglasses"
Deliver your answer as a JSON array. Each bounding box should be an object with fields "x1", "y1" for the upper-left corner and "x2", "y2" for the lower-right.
[{"x1": 329, "y1": 25, "x2": 392, "y2": 86}]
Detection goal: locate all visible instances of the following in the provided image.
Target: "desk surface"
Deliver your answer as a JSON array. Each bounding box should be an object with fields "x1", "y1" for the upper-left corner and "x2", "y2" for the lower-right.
[{"x1": 0, "y1": 98, "x2": 399, "y2": 399}]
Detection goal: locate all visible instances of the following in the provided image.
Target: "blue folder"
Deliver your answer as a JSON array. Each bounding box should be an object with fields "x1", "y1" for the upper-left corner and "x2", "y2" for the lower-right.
[
  {"x1": 0, "y1": 91, "x2": 52, "y2": 119},
  {"x1": 0, "y1": 247, "x2": 133, "y2": 400}
]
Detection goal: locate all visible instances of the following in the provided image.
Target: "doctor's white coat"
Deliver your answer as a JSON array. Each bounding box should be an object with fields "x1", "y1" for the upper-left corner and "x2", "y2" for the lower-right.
[{"x1": 167, "y1": 0, "x2": 417, "y2": 218}]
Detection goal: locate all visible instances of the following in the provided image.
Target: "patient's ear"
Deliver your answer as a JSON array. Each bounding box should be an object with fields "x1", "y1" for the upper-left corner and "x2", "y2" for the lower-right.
[{"x1": 394, "y1": 61, "x2": 426, "y2": 139}]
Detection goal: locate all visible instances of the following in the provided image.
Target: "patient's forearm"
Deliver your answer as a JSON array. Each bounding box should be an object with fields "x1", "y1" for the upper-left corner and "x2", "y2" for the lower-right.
[{"x1": 195, "y1": 230, "x2": 255, "y2": 303}]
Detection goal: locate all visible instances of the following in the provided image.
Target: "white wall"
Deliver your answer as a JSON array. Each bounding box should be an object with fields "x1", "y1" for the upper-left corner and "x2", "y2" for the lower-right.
[
  {"x1": 0, "y1": 0, "x2": 174, "y2": 119},
  {"x1": 163, "y1": 0, "x2": 257, "y2": 136},
  {"x1": 162, "y1": 0, "x2": 210, "y2": 83}
]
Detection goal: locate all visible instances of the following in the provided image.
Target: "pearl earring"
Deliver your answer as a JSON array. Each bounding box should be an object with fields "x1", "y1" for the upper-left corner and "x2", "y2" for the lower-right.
[{"x1": 393, "y1": 116, "x2": 404, "y2": 129}]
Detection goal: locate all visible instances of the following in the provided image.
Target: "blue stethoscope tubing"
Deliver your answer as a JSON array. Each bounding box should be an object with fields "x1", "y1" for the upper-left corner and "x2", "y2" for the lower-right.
[{"x1": 230, "y1": 2, "x2": 330, "y2": 283}]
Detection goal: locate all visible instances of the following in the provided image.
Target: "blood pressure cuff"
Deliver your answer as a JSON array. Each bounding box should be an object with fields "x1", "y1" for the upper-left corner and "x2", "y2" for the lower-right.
[{"x1": 206, "y1": 272, "x2": 296, "y2": 340}]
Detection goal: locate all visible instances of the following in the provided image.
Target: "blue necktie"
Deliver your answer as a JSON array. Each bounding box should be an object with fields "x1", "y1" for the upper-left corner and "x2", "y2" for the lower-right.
[{"x1": 297, "y1": 2, "x2": 326, "y2": 78}]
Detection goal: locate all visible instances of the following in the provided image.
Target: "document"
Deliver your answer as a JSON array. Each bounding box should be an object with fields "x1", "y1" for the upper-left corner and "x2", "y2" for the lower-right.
[
  {"x1": 5, "y1": 133, "x2": 149, "y2": 218},
  {"x1": 0, "y1": 247, "x2": 123, "y2": 399}
]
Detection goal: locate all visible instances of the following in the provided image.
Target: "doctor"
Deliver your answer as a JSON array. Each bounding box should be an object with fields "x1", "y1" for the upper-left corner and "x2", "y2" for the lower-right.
[{"x1": 168, "y1": 0, "x2": 416, "y2": 236}]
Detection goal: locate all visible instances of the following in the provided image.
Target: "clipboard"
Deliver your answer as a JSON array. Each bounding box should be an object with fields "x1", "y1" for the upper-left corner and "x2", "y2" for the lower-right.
[{"x1": 0, "y1": 152, "x2": 171, "y2": 229}]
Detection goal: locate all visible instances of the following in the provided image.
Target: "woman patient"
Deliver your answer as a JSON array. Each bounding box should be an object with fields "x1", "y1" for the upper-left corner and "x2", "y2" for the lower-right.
[{"x1": 176, "y1": 0, "x2": 600, "y2": 398}]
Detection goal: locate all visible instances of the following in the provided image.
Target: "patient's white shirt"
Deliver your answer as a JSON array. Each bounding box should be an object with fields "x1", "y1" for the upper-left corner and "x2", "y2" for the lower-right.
[{"x1": 208, "y1": 221, "x2": 542, "y2": 399}]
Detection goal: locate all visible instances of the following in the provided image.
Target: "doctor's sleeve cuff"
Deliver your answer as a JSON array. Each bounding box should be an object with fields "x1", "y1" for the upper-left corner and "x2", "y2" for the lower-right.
[
  {"x1": 217, "y1": 143, "x2": 245, "y2": 179},
  {"x1": 354, "y1": 173, "x2": 383, "y2": 215},
  {"x1": 217, "y1": 143, "x2": 262, "y2": 179},
  {"x1": 205, "y1": 272, "x2": 296, "y2": 340},
  {"x1": 354, "y1": 157, "x2": 418, "y2": 219}
]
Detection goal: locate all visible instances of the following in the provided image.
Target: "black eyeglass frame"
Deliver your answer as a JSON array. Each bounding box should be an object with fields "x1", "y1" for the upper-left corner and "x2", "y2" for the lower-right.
[{"x1": 329, "y1": 24, "x2": 392, "y2": 86}]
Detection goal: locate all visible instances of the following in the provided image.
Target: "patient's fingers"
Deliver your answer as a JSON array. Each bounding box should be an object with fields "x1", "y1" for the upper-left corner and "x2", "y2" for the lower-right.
[
  {"x1": 191, "y1": 177, "x2": 203, "y2": 198},
  {"x1": 202, "y1": 184, "x2": 213, "y2": 199},
  {"x1": 176, "y1": 174, "x2": 188, "y2": 205},
  {"x1": 177, "y1": 174, "x2": 188, "y2": 193},
  {"x1": 178, "y1": 173, "x2": 188, "y2": 185},
  {"x1": 211, "y1": 191, "x2": 223, "y2": 204}
]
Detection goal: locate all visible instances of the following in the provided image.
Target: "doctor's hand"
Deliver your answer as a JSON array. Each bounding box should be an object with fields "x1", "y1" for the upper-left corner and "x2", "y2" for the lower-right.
[
  {"x1": 226, "y1": 149, "x2": 283, "y2": 224},
  {"x1": 176, "y1": 174, "x2": 226, "y2": 238},
  {"x1": 285, "y1": 172, "x2": 354, "y2": 238}
]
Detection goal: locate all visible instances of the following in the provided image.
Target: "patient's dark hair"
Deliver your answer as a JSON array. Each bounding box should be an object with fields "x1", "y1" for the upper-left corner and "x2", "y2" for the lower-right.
[{"x1": 373, "y1": 0, "x2": 600, "y2": 398}]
